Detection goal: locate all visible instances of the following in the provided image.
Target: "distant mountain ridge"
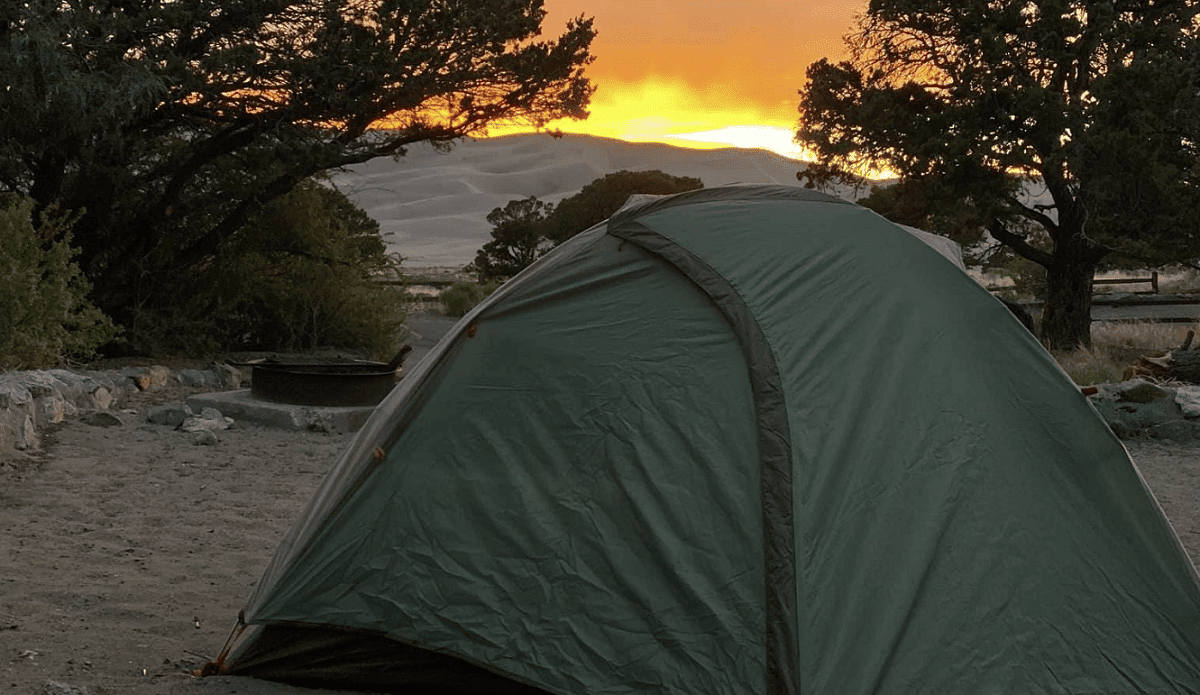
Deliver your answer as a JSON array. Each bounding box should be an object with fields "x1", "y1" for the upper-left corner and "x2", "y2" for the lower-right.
[{"x1": 330, "y1": 132, "x2": 832, "y2": 267}]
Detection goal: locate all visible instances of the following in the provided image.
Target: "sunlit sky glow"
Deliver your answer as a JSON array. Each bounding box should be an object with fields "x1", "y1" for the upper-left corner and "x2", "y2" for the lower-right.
[{"x1": 490, "y1": 0, "x2": 868, "y2": 160}]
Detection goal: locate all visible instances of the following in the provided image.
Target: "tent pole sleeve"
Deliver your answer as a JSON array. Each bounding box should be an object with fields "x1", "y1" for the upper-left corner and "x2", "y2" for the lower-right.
[{"x1": 608, "y1": 220, "x2": 799, "y2": 695}]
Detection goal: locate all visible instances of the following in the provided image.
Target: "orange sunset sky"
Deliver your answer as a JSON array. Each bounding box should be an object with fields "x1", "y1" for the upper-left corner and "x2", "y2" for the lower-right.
[{"x1": 495, "y1": 0, "x2": 868, "y2": 160}]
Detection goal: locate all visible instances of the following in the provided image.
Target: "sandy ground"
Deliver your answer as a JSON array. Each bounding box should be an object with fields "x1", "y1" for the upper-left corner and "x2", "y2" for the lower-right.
[
  {"x1": 1, "y1": 381, "x2": 364, "y2": 695},
  {"x1": 2, "y1": 382, "x2": 1199, "y2": 695}
]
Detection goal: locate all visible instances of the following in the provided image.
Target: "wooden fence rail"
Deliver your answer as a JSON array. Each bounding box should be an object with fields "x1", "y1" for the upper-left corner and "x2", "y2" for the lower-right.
[{"x1": 1093, "y1": 271, "x2": 1158, "y2": 293}]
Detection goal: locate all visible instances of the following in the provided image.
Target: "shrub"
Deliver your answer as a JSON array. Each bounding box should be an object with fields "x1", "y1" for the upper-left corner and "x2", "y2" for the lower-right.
[
  {"x1": 439, "y1": 282, "x2": 499, "y2": 317},
  {"x1": 128, "y1": 179, "x2": 406, "y2": 360},
  {"x1": 0, "y1": 197, "x2": 116, "y2": 368},
  {"x1": 470, "y1": 196, "x2": 555, "y2": 282},
  {"x1": 470, "y1": 170, "x2": 704, "y2": 281}
]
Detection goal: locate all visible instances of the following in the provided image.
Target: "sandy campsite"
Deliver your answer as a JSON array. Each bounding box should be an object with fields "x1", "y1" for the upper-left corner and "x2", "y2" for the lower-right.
[
  {"x1": 4, "y1": 139, "x2": 1200, "y2": 693},
  {"x1": 1, "y1": 375, "x2": 361, "y2": 695},
  {"x1": 3, "y1": 363, "x2": 1200, "y2": 695}
]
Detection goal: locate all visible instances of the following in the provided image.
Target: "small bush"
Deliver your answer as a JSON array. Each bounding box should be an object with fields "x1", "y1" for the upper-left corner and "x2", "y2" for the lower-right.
[
  {"x1": 439, "y1": 282, "x2": 499, "y2": 317},
  {"x1": 0, "y1": 197, "x2": 116, "y2": 368},
  {"x1": 129, "y1": 179, "x2": 406, "y2": 360}
]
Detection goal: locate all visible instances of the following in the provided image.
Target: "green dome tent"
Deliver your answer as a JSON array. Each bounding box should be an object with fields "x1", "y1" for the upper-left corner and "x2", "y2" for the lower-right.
[{"x1": 215, "y1": 184, "x2": 1200, "y2": 694}]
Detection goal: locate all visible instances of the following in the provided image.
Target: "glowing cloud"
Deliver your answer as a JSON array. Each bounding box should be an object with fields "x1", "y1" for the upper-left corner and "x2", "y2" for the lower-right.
[
  {"x1": 669, "y1": 126, "x2": 812, "y2": 160},
  {"x1": 490, "y1": 77, "x2": 810, "y2": 160},
  {"x1": 485, "y1": 1, "x2": 867, "y2": 160}
]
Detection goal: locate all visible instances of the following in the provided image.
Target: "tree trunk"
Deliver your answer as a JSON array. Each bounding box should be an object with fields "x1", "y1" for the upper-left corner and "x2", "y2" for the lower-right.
[{"x1": 1040, "y1": 242, "x2": 1099, "y2": 351}]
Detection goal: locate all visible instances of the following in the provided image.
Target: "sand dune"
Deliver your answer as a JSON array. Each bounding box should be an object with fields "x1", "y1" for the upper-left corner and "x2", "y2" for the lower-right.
[{"x1": 330, "y1": 133, "x2": 825, "y2": 267}]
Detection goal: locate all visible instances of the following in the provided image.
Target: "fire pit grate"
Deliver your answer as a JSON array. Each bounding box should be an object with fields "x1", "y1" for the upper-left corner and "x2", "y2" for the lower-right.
[{"x1": 237, "y1": 347, "x2": 410, "y2": 408}]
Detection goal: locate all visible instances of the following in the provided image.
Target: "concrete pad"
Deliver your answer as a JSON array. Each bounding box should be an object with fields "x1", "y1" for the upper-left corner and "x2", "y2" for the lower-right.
[{"x1": 186, "y1": 390, "x2": 376, "y2": 433}]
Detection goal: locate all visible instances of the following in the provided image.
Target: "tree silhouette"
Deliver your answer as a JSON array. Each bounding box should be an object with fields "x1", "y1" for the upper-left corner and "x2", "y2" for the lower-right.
[{"x1": 797, "y1": 1, "x2": 1200, "y2": 349}]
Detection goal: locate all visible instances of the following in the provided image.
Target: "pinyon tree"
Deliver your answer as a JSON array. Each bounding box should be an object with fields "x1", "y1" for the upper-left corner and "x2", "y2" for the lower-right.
[
  {"x1": 471, "y1": 170, "x2": 703, "y2": 281},
  {"x1": 797, "y1": 1, "x2": 1200, "y2": 349},
  {"x1": 472, "y1": 195, "x2": 557, "y2": 282},
  {"x1": 0, "y1": 0, "x2": 594, "y2": 339}
]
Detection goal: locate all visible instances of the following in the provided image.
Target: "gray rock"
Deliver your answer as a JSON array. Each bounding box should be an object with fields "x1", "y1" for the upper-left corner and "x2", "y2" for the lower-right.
[
  {"x1": 1106, "y1": 420, "x2": 1140, "y2": 440},
  {"x1": 176, "y1": 365, "x2": 243, "y2": 390},
  {"x1": 122, "y1": 365, "x2": 171, "y2": 391},
  {"x1": 212, "y1": 362, "x2": 243, "y2": 390},
  {"x1": 35, "y1": 394, "x2": 70, "y2": 428},
  {"x1": 44, "y1": 369, "x2": 86, "y2": 401},
  {"x1": 192, "y1": 429, "x2": 219, "y2": 446},
  {"x1": 80, "y1": 411, "x2": 124, "y2": 428},
  {"x1": 1091, "y1": 396, "x2": 1185, "y2": 434},
  {"x1": 1176, "y1": 386, "x2": 1200, "y2": 418},
  {"x1": 176, "y1": 369, "x2": 212, "y2": 388},
  {"x1": 44, "y1": 680, "x2": 92, "y2": 695},
  {"x1": 0, "y1": 376, "x2": 32, "y2": 409},
  {"x1": 1083, "y1": 383, "x2": 1122, "y2": 402},
  {"x1": 0, "y1": 422, "x2": 17, "y2": 455},
  {"x1": 1148, "y1": 419, "x2": 1200, "y2": 441},
  {"x1": 90, "y1": 386, "x2": 113, "y2": 411},
  {"x1": 76, "y1": 373, "x2": 121, "y2": 400},
  {"x1": 1115, "y1": 378, "x2": 1170, "y2": 403},
  {"x1": 197, "y1": 406, "x2": 225, "y2": 421},
  {"x1": 178, "y1": 408, "x2": 234, "y2": 434},
  {"x1": 88, "y1": 371, "x2": 134, "y2": 404},
  {"x1": 147, "y1": 403, "x2": 194, "y2": 427},
  {"x1": 16, "y1": 415, "x2": 37, "y2": 450},
  {"x1": 20, "y1": 371, "x2": 66, "y2": 398}
]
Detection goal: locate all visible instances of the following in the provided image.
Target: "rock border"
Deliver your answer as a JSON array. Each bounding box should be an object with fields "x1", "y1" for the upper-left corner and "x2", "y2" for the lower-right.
[
  {"x1": 1087, "y1": 378, "x2": 1200, "y2": 441},
  {"x1": 0, "y1": 365, "x2": 241, "y2": 456},
  {"x1": 5, "y1": 366, "x2": 1200, "y2": 454}
]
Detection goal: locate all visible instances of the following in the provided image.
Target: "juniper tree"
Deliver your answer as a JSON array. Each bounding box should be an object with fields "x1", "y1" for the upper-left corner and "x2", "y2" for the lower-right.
[
  {"x1": 797, "y1": 1, "x2": 1200, "y2": 349},
  {"x1": 0, "y1": 0, "x2": 594, "y2": 336}
]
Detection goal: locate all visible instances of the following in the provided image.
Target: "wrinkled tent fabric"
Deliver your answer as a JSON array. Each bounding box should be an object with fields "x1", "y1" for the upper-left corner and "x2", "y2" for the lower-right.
[
  {"x1": 221, "y1": 184, "x2": 1200, "y2": 694},
  {"x1": 898, "y1": 224, "x2": 968, "y2": 271}
]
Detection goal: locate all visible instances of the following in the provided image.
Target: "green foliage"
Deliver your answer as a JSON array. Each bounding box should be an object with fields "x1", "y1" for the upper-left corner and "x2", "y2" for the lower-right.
[
  {"x1": 1074, "y1": 52, "x2": 1200, "y2": 265},
  {"x1": 439, "y1": 282, "x2": 501, "y2": 318},
  {"x1": 796, "y1": 2, "x2": 1200, "y2": 350},
  {"x1": 129, "y1": 180, "x2": 406, "y2": 360},
  {"x1": 0, "y1": 197, "x2": 116, "y2": 368},
  {"x1": 470, "y1": 170, "x2": 703, "y2": 281},
  {"x1": 857, "y1": 178, "x2": 988, "y2": 250},
  {"x1": 0, "y1": 1, "x2": 595, "y2": 341},
  {"x1": 543, "y1": 170, "x2": 704, "y2": 244},
  {"x1": 471, "y1": 196, "x2": 556, "y2": 282}
]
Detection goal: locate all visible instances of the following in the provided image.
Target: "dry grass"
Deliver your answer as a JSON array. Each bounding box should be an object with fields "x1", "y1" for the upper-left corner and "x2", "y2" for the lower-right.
[
  {"x1": 1157, "y1": 268, "x2": 1200, "y2": 294},
  {"x1": 1006, "y1": 265, "x2": 1200, "y2": 384},
  {"x1": 1055, "y1": 321, "x2": 1196, "y2": 385},
  {"x1": 1091, "y1": 267, "x2": 1200, "y2": 295}
]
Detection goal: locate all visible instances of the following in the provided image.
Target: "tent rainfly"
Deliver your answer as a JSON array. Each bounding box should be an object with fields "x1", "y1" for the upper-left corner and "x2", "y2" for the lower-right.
[{"x1": 212, "y1": 184, "x2": 1200, "y2": 694}]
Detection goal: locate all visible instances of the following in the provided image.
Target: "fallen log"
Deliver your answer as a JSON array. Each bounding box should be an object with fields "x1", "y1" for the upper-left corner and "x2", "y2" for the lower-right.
[
  {"x1": 1123, "y1": 353, "x2": 1171, "y2": 382},
  {"x1": 1118, "y1": 331, "x2": 1200, "y2": 384},
  {"x1": 1121, "y1": 329, "x2": 1200, "y2": 382},
  {"x1": 1165, "y1": 349, "x2": 1200, "y2": 383}
]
